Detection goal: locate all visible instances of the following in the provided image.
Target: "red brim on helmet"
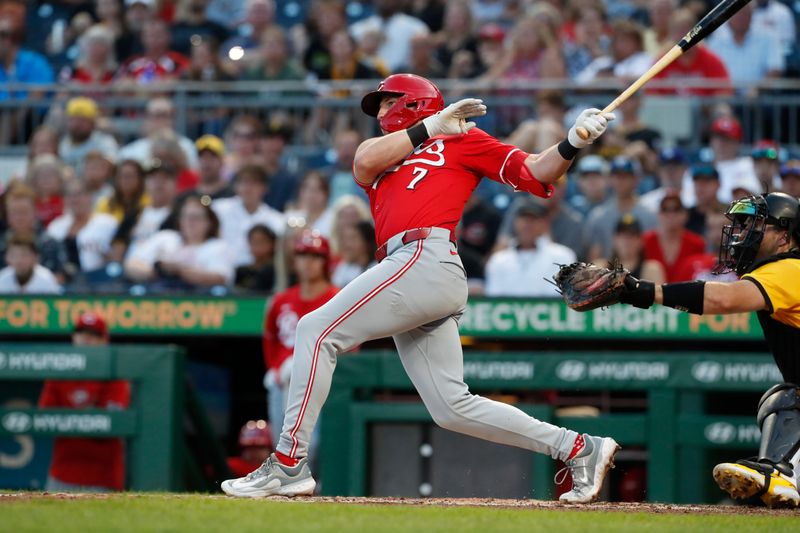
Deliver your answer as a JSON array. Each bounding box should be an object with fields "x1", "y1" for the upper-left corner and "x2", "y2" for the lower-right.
[{"x1": 360, "y1": 90, "x2": 404, "y2": 117}]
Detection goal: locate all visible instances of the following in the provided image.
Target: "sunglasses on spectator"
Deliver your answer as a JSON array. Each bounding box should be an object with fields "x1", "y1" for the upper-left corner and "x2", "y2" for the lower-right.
[{"x1": 660, "y1": 207, "x2": 684, "y2": 213}]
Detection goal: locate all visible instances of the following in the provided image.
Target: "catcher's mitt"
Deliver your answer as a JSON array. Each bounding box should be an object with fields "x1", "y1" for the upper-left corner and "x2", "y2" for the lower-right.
[{"x1": 552, "y1": 261, "x2": 630, "y2": 312}]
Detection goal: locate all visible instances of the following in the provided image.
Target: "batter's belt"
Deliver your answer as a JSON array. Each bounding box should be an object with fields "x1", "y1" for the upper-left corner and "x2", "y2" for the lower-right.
[{"x1": 375, "y1": 227, "x2": 457, "y2": 262}]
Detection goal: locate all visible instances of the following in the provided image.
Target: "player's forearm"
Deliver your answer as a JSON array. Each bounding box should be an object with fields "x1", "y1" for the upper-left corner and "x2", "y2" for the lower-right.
[
  {"x1": 652, "y1": 280, "x2": 766, "y2": 314},
  {"x1": 353, "y1": 131, "x2": 415, "y2": 184},
  {"x1": 524, "y1": 145, "x2": 573, "y2": 185}
]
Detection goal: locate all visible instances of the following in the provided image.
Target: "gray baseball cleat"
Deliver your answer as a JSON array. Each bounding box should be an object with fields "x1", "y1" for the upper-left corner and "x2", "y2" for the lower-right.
[
  {"x1": 557, "y1": 434, "x2": 621, "y2": 504},
  {"x1": 221, "y1": 453, "x2": 316, "y2": 498}
]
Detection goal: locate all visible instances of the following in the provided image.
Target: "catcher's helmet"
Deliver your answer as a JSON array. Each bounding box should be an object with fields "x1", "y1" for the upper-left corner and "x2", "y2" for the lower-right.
[
  {"x1": 360, "y1": 73, "x2": 444, "y2": 133},
  {"x1": 717, "y1": 192, "x2": 800, "y2": 275},
  {"x1": 238, "y1": 419, "x2": 272, "y2": 448},
  {"x1": 294, "y1": 229, "x2": 331, "y2": 258}
]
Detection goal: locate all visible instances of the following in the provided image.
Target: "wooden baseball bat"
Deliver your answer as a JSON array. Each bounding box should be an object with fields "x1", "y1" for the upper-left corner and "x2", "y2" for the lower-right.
[{"x1": 576, "y1": 0, "x2": 752, "y2": 140}]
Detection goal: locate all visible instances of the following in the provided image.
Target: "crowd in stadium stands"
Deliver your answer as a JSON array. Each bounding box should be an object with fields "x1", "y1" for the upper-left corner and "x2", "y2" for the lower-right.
[{"x1": 0, "y1": 0, "x2": 800, "y2": 297}]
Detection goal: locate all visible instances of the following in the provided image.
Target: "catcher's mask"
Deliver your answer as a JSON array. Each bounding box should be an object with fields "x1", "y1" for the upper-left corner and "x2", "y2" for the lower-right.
[
  {"x1": 716, "y1": 193, "x2": 800, "y2": 275},
  {"x1": 360, "y1": 73, "x2": 444, "y2": 133}
]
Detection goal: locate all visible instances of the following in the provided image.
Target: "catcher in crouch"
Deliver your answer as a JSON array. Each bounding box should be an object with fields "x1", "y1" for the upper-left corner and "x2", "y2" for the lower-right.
[{"x1": 556, "y1": 192, "x2": 800, "y2": 508}]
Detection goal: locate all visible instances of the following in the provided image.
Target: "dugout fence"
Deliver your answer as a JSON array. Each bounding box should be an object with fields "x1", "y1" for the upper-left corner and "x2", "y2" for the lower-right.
[{"x1": 0, "y1": 343, "x2": 201, "y2": 491}]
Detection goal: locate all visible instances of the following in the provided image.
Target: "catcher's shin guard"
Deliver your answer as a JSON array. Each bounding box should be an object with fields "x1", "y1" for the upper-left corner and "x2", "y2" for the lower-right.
[{"x1": 756, "y1": 383, "x2": 800, "y2": 477}]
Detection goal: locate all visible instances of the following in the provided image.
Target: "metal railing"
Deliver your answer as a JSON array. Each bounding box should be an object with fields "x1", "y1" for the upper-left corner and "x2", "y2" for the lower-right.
[{"x1": 0, "y1": 78, "x2": 799, "y2": 154}]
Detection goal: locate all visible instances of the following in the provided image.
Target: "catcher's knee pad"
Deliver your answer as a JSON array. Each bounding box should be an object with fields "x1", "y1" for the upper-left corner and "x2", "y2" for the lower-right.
[{"x1": 756, "y1": 383, "x2": 800, "y2": 477}]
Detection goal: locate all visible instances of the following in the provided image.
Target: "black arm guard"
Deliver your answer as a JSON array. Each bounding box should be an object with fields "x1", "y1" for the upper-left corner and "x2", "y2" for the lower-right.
[{"x1": 662, "y1": 281, "x2": 706, "y2": 315}]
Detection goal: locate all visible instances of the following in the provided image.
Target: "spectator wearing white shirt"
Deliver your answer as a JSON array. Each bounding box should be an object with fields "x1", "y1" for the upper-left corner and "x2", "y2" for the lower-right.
[
  {"x1": 116, "y1": 159, "x2": 179, "y2": 259},
  {"x1": 640, "y1": 147, "x2": 688, "y2": 214},
  {"x1": 679, "y1": 116, "x2": 763, "y2": 206},
  {"x1": 125, "y1": 195, "x2": 235, "y2": 288},
  {"x1": 485, "y1": 200, "x2": 576, "y2": 297},
  {"x1": 47, "y1": 179, "x2": 118, "y2": 278},
  {"x1": 212, "y1": 164, "x2": 286, "y2": 266},
  {"x1": 0, "y1": 235, "x2": 62, "y2": 294},
  {"x1": 707, "y1": 3, "x2": 783, "y2": 89},
  {"x1": 350, "y1": 0, "x2": 429, "y2": 72},
  {"x1": 752, "y1": 0, "x2": 795, "y2": 55}
]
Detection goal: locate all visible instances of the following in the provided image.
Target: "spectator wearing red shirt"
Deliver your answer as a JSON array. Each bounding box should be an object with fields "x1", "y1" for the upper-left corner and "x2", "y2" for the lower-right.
[
  {"x1": 673, "y1": 210, "x2": 739, "y2": 283},
  {"x1": 262, "y1": 231, "x2": 338, "y2": 447},
  {"x1": 643, "y1": 192, "x2": 706, "y2": 282},
  {"x1": 118, "y1": 18, "x2": 189, "y2": 83},
  {"x1": 650, "y1": 8, "x2": 731, "y2": 96},
  {"x1": 227, "y1": 420, "x2": 273, "y2": 478},
  {"x1": 38, "y1": 313, "x2": 130, "y2": 492}
]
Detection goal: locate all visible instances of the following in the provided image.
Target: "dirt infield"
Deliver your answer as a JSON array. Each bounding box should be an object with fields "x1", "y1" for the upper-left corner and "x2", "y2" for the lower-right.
[{"x1": 2, "y1": 492, "x2": 798, "y2": 515}]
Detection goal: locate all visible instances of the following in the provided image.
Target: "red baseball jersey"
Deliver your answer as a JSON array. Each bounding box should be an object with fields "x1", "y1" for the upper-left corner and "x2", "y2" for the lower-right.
[
  {"x1": 262, "y1": 285, "x2": 339, "y2": 372},
  {"x1": 643, "y1": 230, "x2": 707, "y2": 283},
  {"x1": 38, "y1": 380, "x2": 131, "y2": 490},
  {"x1": 358, "y1": 128, "x2": 552, "y2": 245}
]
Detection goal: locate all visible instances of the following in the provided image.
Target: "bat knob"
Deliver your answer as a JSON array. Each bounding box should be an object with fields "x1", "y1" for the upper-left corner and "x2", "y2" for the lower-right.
[{"x1": 576, "y1": 127, "x2": 590, "y2": 141}]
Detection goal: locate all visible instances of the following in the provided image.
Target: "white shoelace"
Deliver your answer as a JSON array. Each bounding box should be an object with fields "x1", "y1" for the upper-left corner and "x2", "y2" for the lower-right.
[{"x1": 554, "y1": 463, "x2": 587, "y2": 485}]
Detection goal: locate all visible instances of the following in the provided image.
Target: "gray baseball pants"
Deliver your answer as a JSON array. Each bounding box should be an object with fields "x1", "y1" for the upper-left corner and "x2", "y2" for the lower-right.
[{"x1": 276, "y1": 227, "x2": 578, "y2": 462}]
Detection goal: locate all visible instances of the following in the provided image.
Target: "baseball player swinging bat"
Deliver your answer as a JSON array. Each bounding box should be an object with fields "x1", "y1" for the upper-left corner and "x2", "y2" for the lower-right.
[{"x1": 576, "y1": 0, "x2": 753, "y2": 140}]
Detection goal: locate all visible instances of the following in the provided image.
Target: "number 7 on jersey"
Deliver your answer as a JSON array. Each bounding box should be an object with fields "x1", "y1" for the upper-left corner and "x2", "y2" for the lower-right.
[{"x1": 407, "y1": 167, "x2": 429, "y2": 190}]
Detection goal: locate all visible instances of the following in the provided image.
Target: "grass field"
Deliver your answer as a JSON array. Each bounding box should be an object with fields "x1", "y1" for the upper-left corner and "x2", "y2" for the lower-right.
[{"x1": 2, "y1": 494, "x2": 799, "y2": 533}]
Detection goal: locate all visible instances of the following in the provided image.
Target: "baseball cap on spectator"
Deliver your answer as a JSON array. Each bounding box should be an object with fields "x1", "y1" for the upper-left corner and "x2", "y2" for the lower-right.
[
  {"x1": 66, "y1": 97, "x2": 99, "y2": 119},
  {"x1": 610, "y1": 156, "x2": 637, "y2": 175},
  {"x1": 515, "y1": 198, "x2": 548, "y2": 218},
  {"x1": 125, "y1": 0, "x2": 154, "y2": 6},
  {"x1": 576, "y1": 155, "x2": 607, "y2": 175},
  {"x1": 74, "y1": 312, "x2": 109, "y2": 338},
  {"x1": 294, "y1": 230, "x2": 331, "y2": 258},
  {"x1": 196, "y1": 135, "x2": 225, "y2": 157},
  {"x1": 238, "y1": 420, "x2": 272, "y2": 449},
  {"x1": 751, "y1": 140, "x2": 779, "y2": 161},
  {"x1": 691, "y1": 165, "x2": 719, "y2": 181},
  {"x1": 780, "y1": 159, "x2": 800, "y2": 179},
  {"x1": 710, "y1": 116, "x2": 742, "y2": 142},
  {"x1": 659, "y1": 147, "x2": 687, "y2": 165},
  {"x1": 478, "y1": 23, "x2": 506, "y2": 42},
  {"x1": 615, "y1": 213, "x2": 642, "y2": 234}
]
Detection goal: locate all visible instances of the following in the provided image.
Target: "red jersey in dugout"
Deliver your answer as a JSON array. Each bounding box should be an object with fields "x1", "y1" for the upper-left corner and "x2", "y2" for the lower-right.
[
  {"x1": 263, "y1": 285, "x2": 340, "y2": 372},
  {"x1": 38, "y1": 380, "x2": 131, "y2": 490},
  {"x1": 358, "y1": 128, "x2": 553, "y2": 246}
]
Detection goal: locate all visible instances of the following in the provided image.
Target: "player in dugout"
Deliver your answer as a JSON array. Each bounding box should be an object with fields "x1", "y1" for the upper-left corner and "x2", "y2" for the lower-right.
[
  {"x1": 38, "y1": 312, "x2": 130, "y2": 492},
  {"x1": 609, "y1": 192, "x2": 800, "y2": 508}
]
